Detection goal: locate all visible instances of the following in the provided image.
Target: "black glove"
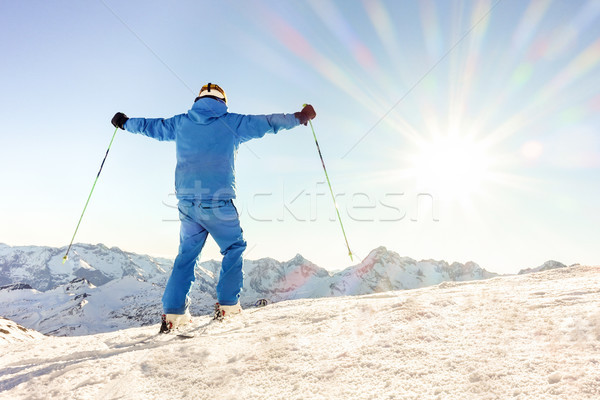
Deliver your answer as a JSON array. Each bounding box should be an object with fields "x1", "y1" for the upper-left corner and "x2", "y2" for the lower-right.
[
  {"x1": 111, "y1": 112, "x2": 129, "y2": 130},
  {"x1": 294, "y1": 104, "x2": 316, "y2": 126}
]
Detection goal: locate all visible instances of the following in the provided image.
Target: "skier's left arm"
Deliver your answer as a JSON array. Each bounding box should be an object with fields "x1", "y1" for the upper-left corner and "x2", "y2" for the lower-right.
[{"x1": 231, "y1": 104, "x2": 316, "y2": 143}]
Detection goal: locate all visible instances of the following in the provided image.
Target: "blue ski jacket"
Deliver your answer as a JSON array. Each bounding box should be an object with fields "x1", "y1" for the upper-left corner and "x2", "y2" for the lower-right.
[{"x1": 124, "y1": 98, "x2": 301, "y2": 200}]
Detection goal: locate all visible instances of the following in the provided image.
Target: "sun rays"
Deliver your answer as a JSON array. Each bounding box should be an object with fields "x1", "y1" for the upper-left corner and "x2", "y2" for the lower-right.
[{"x1": 238, "y1": 0, "x2": 600, "y2": 238}]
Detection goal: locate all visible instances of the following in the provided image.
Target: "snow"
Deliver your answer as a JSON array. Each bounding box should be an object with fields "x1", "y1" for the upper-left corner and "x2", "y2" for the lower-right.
[
  {"x1": 1, "y1": 244, "x2": 506, "y2": 337},
  {"x1": 518, "y1": 260, "x2": 569, "y2": 275},
  {"x1": 1, "y1": 265, "x2": 599, "y2": 399},
  {"x1": 0, "y1": 243, "x2": 172, "y2": 291},
  {"x1": 0, "y1": 277, "x2": 168, "y2": 336},
  {"x1": 1, "y1": 244, "x2": 500, "y2": 296},
  {"x1": 0, "y1": 317, "x2": 44, "y2": 345}
]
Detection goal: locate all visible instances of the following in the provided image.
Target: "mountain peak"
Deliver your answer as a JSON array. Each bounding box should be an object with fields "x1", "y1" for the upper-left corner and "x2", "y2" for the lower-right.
[
  {"x1": 518, "y1": 260, "x2": 568, "y2": 275},
  {"x1": 63, "y1": 278, "x2": 96, "y2": 294},
  {"x1": 367, "y1": 245, "x2": 389, "y2": 257},
  {"x1": 364, "y1": 246, "x2": 395, "y2": 261},
  {"x1": 288, "y1": 253, "x2": 308, "y2": 264}
]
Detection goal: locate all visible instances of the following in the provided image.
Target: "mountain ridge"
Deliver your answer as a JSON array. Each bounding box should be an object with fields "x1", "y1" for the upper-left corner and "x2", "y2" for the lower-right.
[
  {"x1": 0, "y1": 243, "x2": 570, "y2": 336},
  {"x1": 0, "y1": 243, "x2": 502, "y2": 292}
]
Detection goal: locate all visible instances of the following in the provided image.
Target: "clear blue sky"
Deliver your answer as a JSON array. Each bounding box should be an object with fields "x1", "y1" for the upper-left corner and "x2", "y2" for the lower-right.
[{"x1": 1, "y1": 0, "x2": 599, "y2": 273}]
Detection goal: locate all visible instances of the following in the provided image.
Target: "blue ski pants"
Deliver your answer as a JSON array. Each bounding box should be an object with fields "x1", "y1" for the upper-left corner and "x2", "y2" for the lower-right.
[{"x1": 162, "y1": 199, "x2": 247, "y2": 314}]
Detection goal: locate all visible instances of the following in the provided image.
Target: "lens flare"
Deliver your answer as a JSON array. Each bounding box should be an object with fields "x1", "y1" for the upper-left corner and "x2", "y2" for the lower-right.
[{"x1": 243, "y1": 0, "x2": 600, "y2": 224}]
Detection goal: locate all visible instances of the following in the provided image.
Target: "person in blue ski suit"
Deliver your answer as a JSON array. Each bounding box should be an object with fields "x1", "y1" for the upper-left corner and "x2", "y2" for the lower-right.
[{"x1": 111, "y1": 83, "x2": 316, "y2": 328}]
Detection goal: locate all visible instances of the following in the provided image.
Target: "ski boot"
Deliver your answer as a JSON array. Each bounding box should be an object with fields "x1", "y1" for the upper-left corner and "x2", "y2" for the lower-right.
[
  {"x1": 213, "y1": 302, "x2": 242, "y2": 321},
  {"x1": 159, "y1": 311, "x2": 192, "y2": 334}
]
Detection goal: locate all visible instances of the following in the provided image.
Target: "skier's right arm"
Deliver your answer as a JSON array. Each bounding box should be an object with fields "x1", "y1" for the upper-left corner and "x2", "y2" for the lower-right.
[{"x1": 111, "y1": 112, "x2": 180, "y2": 142}]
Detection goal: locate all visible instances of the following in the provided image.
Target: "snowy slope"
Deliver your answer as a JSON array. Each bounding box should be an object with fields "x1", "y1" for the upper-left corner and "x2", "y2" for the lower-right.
[
  {"x1": 1, "y1": 245, "x2": 504, "y2": 336},
  {"x1": 1, "y1": 265, "x2": 598, "y2": 400},
  {"x1": 0, "y1": 317, "x2": 44, "y2": 345},
  {"x1": 0, "y1": 277, "x2": 162, "y2": 336},
  {"x1": 0, "y1": 276, "x2": 215, "y2": 336}
]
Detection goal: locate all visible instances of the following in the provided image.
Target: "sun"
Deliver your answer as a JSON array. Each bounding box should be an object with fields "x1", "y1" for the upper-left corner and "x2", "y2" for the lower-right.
[{"x1": 408, "y1": 135, "x2": 493, "y2": 204}]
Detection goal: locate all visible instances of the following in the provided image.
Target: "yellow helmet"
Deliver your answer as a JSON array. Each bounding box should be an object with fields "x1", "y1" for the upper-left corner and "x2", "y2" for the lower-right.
[{"x1": 197, "y1": 83, "x2": 227, "y2": 104}]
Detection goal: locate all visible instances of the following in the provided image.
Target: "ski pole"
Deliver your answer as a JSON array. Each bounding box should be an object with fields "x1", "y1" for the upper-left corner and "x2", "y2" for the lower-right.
[
  {"x1": 305, "y1": 108, "x2": 353, "y2": 261},
  {"x1": 62, "y1": 126, "x2": 119, "y2": 264}
]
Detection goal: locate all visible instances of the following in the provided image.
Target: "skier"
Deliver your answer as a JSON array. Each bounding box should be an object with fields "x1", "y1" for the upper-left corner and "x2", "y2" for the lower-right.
[{"x1": 111, "y1": 83, "x2": 316, "y2": 333}]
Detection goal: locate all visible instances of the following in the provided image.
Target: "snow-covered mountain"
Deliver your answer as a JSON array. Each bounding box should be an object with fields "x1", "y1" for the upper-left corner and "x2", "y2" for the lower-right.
[
  {"x1": 0, "y1": 243, "x2": 170, "y2": 291},
  {"x1": 0, "y1": 276, "x2": 215, "y2": 336},
  {"x1": 1, "y1": 265, "x2": 598, "y2": 400},
  {"x1": 1, "y1": 243, "x2": 496, "y2": 296},
  {"x1": 0, "y1": 242, "x2": 559, "y2": 337},
  {"x1": 518, "y1": 260, "x2": 569, "y2": 275},
  {"x1": 326, "y1": 246, "x2": 497, "y2": 297}
]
